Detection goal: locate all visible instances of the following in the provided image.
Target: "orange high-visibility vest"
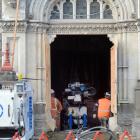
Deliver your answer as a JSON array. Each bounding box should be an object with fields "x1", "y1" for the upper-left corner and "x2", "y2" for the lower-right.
[
  {"x1": 98, "y1": 98, "x2": 111, "y2": 119},
  {"x1": 51, "y1": 97, "x2": 62, "y2": 118}
]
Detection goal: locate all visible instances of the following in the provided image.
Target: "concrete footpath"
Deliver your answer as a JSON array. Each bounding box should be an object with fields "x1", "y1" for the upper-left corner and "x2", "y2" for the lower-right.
[{"x1": 45, "y1": 131, "x2": 67, "y2": 140}]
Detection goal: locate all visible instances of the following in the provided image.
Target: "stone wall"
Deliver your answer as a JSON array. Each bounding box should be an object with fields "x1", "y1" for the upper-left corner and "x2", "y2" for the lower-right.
[
  {"x1": 0, "y1": 0, "x2": 1, "y2": 66},
  {"x1": 0, "y1": 34, "x2": 2, "y2": 66},
  {"x1": 1, "y1": 0, "x2": 140, "y2": 138}
]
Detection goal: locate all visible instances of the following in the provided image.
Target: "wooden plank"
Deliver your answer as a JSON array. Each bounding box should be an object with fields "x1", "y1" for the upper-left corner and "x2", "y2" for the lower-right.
[
  {"x1": 44, "y1": 34, "x2": 55, "y2": 131},
  {"x1": 45, "y1": 35, "x2": 51, "y2": 109},
  {"x1": 110, "y1": 44, "x2": 117, "y2": 114}
]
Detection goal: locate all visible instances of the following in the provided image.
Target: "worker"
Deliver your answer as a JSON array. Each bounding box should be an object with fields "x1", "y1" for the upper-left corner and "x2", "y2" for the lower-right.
[
  {"x1": 51, "y1": 89, "x2": 62, "y2": 130},
  {"x1": 97, "y1": 92, "x2": 111, "y2": 128}
]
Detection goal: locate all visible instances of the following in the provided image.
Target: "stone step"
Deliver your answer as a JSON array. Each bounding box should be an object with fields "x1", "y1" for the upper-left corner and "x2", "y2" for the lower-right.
[
  {"x1": 34, "y1": 128, "x2": 44, "y2": 138},
  {"x1": 34, "y1": 120, "x2": 47, "y2": 128},
  {"x1": 34, "y1": 114, "x2": 46, "y2": 120},
  {"x1": 48, "y1": 131, "x2": 67, "y2": 140},
  {"x1": 33, "y1": 131, "x2": 67, "y2": 140}
]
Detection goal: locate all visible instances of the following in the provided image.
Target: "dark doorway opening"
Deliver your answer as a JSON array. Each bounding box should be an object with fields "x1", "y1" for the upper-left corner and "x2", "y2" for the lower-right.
[{"x1": 51, "y1": 35, "x2": 113, "y2": 129}]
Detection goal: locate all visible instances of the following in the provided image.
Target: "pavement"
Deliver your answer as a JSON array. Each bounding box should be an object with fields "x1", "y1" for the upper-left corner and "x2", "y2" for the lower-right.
[
  {"x1": 45, "y1": 130, "x2": 118, "y2": 140},
  {"x1": 46, "y1": 131, "x2": 67, "y2": 140}
]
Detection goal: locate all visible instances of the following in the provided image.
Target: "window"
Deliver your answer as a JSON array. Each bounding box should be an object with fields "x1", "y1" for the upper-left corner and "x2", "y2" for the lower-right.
[
  {"x1": 50, "y1": 5, "x2": 60, "y2": 19},
  {"x1": 103, "y1": 5, "x2": 113, "y2": 19},
  {"x1": 90, "y1": 0, "x2": 100, "y2": 19},
  {"x1": 63, "y1": 0, "x2": 73, "y2": 19},
  {"x1": 76, "y1": 0, "x2": 87, "y2": 19},
  {"x1": 49, "y1": 0, "x2": 113, "y2": 20}
]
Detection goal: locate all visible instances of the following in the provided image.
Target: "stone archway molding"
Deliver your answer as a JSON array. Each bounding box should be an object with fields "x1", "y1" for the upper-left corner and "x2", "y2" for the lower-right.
[
  {"x1": 48, "y1": 34, "x2": 57, "y2": 44},
  {"x1": 29, "y1": 0, "x2": 136, "y2": 21}
]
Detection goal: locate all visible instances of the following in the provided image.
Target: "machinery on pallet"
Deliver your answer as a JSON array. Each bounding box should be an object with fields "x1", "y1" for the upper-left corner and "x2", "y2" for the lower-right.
[
  {"x1": 0, "y1": 45, "x2": 34, "y2": 140},
  {"x1": 62, "y1": 82, "x2": 96, "y2": 129},
  {"x1": 0, "y1": 1, "x2": 33, "y2": 139}
]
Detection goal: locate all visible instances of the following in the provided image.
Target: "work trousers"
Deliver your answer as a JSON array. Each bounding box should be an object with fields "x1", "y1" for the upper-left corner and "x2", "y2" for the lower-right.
[
  {"x1": 53, "y1": 113, "x2": 61, "y2": 130},
  {"x1": 100, "y1": 117, "x2": 109, "y2": 128}
]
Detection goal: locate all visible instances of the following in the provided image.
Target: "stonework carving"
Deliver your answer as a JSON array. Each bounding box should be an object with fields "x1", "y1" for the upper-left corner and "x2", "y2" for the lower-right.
[
  {"x1": 26, "y1": 22, "x2": 49, "y2": 33},
  {"x1": 107, "y1": 34, "x2": 118, "y2": 44},
  {"x1": 136, "y1": 19, "x2": 140, "y2": 32},
  {"x1": 48, "y1": 23, "x2": 116, "y2": 34},
  {"x1": 48, "y1": 34, "x2": 57, "y2": 44},
  {"x1": 0, "y1": 20, "x2": 138, "y2": 34},
  {"x1": 117, "y1": 21, "x2": 138, "y2": 32},
  {"x1": 0, "y1": 21, "x2": 27, "y2": 33},
  {"x1": 0, "y1": 21, "x2": 49, "y2": 33}
]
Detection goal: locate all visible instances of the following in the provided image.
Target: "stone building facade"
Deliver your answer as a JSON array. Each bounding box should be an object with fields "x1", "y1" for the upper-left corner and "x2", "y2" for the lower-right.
[{"x1": 1, "y1": 0, "x2": 140, "y2": 138}]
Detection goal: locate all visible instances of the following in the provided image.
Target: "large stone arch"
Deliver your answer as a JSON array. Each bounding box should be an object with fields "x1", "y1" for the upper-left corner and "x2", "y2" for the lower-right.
[{"x1": 29, "y1": 0, "x2": 136, "y2": 21}]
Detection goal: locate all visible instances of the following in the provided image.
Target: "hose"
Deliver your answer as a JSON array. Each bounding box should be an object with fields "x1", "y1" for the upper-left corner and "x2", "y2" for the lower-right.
[{"x1": 17, "y1": 103, "x2": 25, "y2": 137}]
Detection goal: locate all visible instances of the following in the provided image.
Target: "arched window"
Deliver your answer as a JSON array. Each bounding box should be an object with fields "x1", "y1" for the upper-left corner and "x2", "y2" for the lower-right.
[
  {"x1": 76, "y1": 0, "x2": 87, "y2": 19},
  {"x1": 49, "y1": 0, "x2": 114, "y2": 20},
  {"x1": 50, "y1": 5, "x2": 60, "y2": 19},
  {"x1": 63, "y1": 0, "x2": 73, "y2": 19},
  {"x1": 103, "y1": 5, "x2": 113, "y2": 19},
  {"x1": 90, "y1": 0, "x2": 100, "y2": 19}
]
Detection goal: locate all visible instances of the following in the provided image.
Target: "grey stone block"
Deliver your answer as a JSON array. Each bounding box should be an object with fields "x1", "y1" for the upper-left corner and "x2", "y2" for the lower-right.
[
  {"x1": 135, "y1": 92, "x2": 140, "y2": 117},
  {"x1": 118, "y1": 103, "x2": 134, "y2": 133},
  {"x1": 132, "y1": 119, "x2": 140, "y2": 138},
  {"x1": 34, "y1": 103, "x2": 46, "y2": 114}
]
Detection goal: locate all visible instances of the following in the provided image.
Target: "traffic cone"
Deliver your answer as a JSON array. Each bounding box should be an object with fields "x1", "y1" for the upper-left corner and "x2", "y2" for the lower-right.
[
  {"x1": 65, "y1": 131, "x2": 75, "y2": 140},
  {"x1": 93, "y1": 131, "x2": 104, "y2": 140},
  {"x1": 39, "y1": 131, "x2": 49, "y2": 140},
  {"x1": 119, "y1": 130, "x2": 132, "y2": 140},
  {"x1": 12, "y1": 132, "x2": 21, "y2": 140}
]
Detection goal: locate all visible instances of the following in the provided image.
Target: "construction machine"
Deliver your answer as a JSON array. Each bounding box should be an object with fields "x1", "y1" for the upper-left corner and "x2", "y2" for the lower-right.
[{"x1": 0, "y1": 44, "x2": 34, "y2": 140}]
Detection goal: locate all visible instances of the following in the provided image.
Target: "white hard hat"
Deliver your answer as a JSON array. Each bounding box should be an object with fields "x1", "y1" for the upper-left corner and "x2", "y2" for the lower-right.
[
  {"x1": 51, "y1": 89, "x2": 55, "y2": 94},
  {"x1": 105, "y1": 92, "x2": 110, "y2": 97}
]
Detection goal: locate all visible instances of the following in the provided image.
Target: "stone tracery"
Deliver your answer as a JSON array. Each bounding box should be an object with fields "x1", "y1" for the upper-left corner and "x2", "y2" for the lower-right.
[
  {"x1": 49, "y1": 0, "x2": 113, "y2": 20},
  {"x1": 29, "y1": 0, "x2": 136, "y2": 22}
]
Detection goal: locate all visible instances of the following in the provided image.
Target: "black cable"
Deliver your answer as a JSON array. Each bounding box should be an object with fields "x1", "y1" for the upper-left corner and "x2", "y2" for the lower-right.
[{"x1": 20, "y1": 103, "x2": 26, "y2": 137}]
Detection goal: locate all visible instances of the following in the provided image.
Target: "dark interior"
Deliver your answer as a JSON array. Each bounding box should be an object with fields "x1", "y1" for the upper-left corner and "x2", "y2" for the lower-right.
[
  {"x1": 51, "y1": 35, "x2": 113, "y2": 128},
  {"x1": 0, "y1": 129, "x2": 17, "y2": 138}
]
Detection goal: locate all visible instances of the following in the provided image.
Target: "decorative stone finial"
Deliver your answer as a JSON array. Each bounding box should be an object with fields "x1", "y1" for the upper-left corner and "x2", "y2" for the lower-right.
[{"x1": 1, "y1": 43, "x2": 13, "y2": 71}]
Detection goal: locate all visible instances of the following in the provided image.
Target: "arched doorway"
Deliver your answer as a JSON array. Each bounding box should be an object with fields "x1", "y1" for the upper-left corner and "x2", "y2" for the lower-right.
[
  {"x1": 29, "y1": 0, "x2": 129, "y2": 130},
  {"x1": 50, "y1": 34, "x2": 115, "y2": 129}
]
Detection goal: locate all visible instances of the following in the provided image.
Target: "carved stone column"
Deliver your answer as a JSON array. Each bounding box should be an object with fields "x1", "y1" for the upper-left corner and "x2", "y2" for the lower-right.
[
  {"x1": 60, "y1": 1, "x2": 63, "y2": 20},
  {"x1": 34, "y1": 33, "x2": 52, "y2": 135},
  {"x1": 118, "y1": 29, "x2": 133, "y2": 133},
  {"x1": 99, "y1": 0, "x2": 103, "y2": 19},
  {"x1": 87, "y1": 0, "x2": 90, "y2": 19},
  {"x1": 122, "y1": 32, "x2": 128, "y2": 101},
  {"x1": 36, "y1": 33, "x2": 43, "y2": 102},
  {"x1": 73, "y1": 0, "x2": 76, "y2": 19},
  {"x1": 132, "y1": 21, "x2": 140, "y2": 139},
  {"x1": 137, "y1": 22, "x2": 140, "y2": 80},
  {"x1": 132, "y1": 80, "x2": 140, "y2": 138}
]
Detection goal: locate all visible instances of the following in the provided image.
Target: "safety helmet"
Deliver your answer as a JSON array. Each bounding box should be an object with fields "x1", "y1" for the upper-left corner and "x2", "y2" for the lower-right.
[
  {"x1": 51, "y1": 89, "x2": 55, "y2": 95},
  {"x1": 105, "y1": 92, "x2": 111, "y2": 98}
]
